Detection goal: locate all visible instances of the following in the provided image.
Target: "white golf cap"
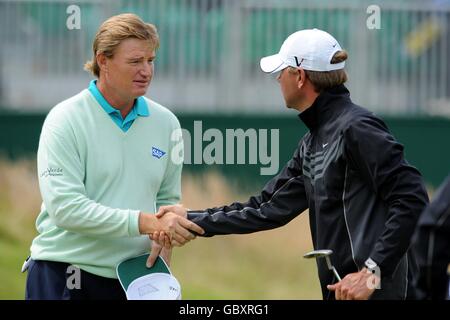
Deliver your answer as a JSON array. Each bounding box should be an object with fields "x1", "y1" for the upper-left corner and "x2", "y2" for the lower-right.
[
  {"x1": 260, "y1": 28, "x2": 345, "y2": 73},
  {"x1": 126, "y1": 273, "x2": 181, "y2": 300},
  {"x1": 117, "y1": 253, "x2": 182, "y2": 300}
]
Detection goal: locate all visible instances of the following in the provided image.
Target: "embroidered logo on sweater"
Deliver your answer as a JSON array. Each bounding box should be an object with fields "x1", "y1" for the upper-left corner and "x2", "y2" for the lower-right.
[
  {"x1": 40, "y1": 167, "x2": 63, "y2": 178},
  {"x1": 152, "y1": 147, "x2": 166, "y2": 159}
]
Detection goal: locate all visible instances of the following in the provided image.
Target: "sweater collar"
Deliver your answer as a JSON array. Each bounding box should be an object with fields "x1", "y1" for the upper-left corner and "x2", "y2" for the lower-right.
[
  {"x1": 88, "y1": 80, "x2": 149, "y2": 117},
  {"x1": 298, "y1": 84, "x2": 350, "y2": 131}
]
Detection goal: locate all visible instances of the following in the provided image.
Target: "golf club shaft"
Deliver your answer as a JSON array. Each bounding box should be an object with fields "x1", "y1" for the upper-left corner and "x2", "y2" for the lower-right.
[{"x1": 332, "y1": 267, "x2": 342, "y2": 281}]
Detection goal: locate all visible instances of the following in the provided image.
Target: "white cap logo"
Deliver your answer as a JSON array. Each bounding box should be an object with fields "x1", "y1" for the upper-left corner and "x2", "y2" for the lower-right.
[{"x1": 260, "y1": 28, "x2": 345, "y2": 73}]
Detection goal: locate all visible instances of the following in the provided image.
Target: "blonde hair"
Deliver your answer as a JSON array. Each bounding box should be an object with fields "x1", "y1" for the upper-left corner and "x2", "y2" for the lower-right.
[
  {"x1": 288, "y1": 50, "x2": 348, "y2": 92},
  {"x1": 84, "y1": 13, "x2": 159, "y2": 77}
]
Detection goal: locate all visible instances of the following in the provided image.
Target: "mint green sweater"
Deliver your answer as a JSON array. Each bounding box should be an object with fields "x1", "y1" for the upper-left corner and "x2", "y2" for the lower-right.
[{"x1": 30, "y1": 89, "x2": 182, "y2": 278}]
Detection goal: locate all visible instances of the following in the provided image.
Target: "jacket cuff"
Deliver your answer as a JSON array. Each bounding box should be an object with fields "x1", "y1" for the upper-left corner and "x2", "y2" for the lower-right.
[
  {"x1": 187, "y1": 210, "x2": 207, "y2": 219},
  {"x1": 187, "y1": 210, "x2": 212, "y2": 237},
  {"x1": 368, "y1": 253, "x2": 396, "y2": 279}
]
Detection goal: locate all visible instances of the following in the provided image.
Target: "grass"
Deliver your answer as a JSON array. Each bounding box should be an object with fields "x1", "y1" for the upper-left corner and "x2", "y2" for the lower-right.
[
  {"x1": 0, "y1": 240, "x2": 29, "y2": 299},
  {"x1": 0, "y1": 158, "x2": 322, "y2": 300}
]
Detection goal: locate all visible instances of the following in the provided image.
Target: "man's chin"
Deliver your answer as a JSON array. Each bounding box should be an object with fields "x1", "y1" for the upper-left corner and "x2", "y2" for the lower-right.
[
  {"x1": 133, "y1": 88, "x2": 148, "y2": 97},
  {"x1": 285, "y1": 103, "x2": 296, "y2": 110},
  {"x1": 286, "y1": 104, "x2": 305, "y2": 113}
]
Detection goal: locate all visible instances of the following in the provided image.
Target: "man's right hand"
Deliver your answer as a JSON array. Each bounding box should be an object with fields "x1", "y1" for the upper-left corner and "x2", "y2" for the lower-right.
[
  {"x1": 151, "y1": 204, "x2": 192, "y2": 247},
  {"x1": 139, "y1": 211, "x2": 204, "y2": 246},
  {"x1": 156, "y1": 204, "x2": 188, "y2": 218}
]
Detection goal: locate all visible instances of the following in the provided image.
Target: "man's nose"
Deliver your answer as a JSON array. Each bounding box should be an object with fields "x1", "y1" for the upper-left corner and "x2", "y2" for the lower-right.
[{"x1": 141, "y1": 62, "x2": 153, "y2": 77}]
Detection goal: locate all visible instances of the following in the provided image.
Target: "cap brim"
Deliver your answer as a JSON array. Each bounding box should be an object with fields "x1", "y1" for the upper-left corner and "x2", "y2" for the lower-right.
[
  {"x1": 117, "y1": 253, "x2": 171, "y2": 292},
  {"x1": 260, "y1": 54, "x2": 288, "y2": 73}
]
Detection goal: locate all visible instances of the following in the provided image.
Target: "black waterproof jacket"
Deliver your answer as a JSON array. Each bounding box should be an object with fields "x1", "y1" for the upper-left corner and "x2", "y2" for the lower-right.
[
  {"x1": 411, "y1": 175, "x2": 450, "y2": 300},
  {"x1": 188, "y1": 85, "x2": 429, "y2": 299}
]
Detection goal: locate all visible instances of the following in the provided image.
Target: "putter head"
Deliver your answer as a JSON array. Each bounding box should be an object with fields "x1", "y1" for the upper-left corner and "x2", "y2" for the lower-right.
[
  {"x1": 303, "y1": 249, "x2": 334, "y2": 259},
  {"x1": 303, "y1": 249, "x2": 342, "y2": 281}
]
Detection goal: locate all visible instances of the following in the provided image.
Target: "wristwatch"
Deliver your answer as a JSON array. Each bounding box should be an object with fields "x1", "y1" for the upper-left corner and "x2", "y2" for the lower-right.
[{"x1": 364, "y1": 257, "x2": 379, "y2": 274}]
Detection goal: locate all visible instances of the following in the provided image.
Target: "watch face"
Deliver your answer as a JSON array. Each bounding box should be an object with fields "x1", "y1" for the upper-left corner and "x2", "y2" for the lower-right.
[{"x1": 365, "y1": 258, "x2": 377, "y2": 269}]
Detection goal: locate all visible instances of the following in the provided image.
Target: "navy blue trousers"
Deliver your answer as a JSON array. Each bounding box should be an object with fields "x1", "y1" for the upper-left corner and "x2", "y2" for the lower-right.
[{"x1": 25, "y1": 259, "x2": 126, "y2": 300}]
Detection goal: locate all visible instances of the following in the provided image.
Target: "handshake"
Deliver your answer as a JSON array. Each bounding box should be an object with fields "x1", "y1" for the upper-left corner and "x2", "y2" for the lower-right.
[{"x1": 139, "y1": 204, "x2": 204, "y2": 249}]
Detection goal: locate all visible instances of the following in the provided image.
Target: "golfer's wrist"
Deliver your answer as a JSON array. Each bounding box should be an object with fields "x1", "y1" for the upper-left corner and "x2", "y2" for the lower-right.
[
  {"x1": 364, "y1": 258, "x2": 381, "y2": 278},
  {"x1": 138, "y1": 212, "x2": 159, "y2": 234}
]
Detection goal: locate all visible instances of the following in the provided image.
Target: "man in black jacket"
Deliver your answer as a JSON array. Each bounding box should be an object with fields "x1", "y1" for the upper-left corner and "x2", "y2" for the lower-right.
[
  {"x1": 154, "y1": 29, "x2": 429, "y2": 300},
  {"x1": 411, "y1": 175, "x2": 450, "y2": 300}
]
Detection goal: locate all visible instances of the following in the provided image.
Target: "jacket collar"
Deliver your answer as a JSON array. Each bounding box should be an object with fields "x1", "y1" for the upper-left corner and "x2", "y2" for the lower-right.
[{"x1": 298, "y1": 84, "x2": 350, "y2": 131}]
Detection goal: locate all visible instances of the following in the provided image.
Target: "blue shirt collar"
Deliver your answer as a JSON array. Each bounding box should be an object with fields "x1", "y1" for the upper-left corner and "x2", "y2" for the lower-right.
[
  {"x1": 88, "y1": 80, "x2": 149, "y2": 117},
  {"x1": 134, "y1": 93, "x2": 150, "y2": 117}
]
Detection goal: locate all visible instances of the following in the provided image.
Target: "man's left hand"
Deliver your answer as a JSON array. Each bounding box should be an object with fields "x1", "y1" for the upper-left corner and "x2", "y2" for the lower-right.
[
  {"x1": 146, "y1": 234, "x2": 172, "y2": 268},
  {"x1": 327, "y1": 268, "x2": 379, "y2": 300}
]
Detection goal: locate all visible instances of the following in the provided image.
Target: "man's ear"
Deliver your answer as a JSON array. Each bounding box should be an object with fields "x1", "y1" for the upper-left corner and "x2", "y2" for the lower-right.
[
  {"x1": 97, "y1": 53, "x2": 107, "y2": 73},
  {"x1": 297, "y1": 68, "x2": 305, "y2": 89}
]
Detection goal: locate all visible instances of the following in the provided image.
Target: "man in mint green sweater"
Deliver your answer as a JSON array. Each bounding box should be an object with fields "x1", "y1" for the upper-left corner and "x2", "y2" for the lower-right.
[{"x1": 25, "y1": 13, "x2": 204, "y2": 300}]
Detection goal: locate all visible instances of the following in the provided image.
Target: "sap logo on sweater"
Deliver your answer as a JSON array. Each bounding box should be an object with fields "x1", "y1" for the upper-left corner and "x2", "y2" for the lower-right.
[{"x1": 152, "y1": 147, "x2": 166, "y2": 159}]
